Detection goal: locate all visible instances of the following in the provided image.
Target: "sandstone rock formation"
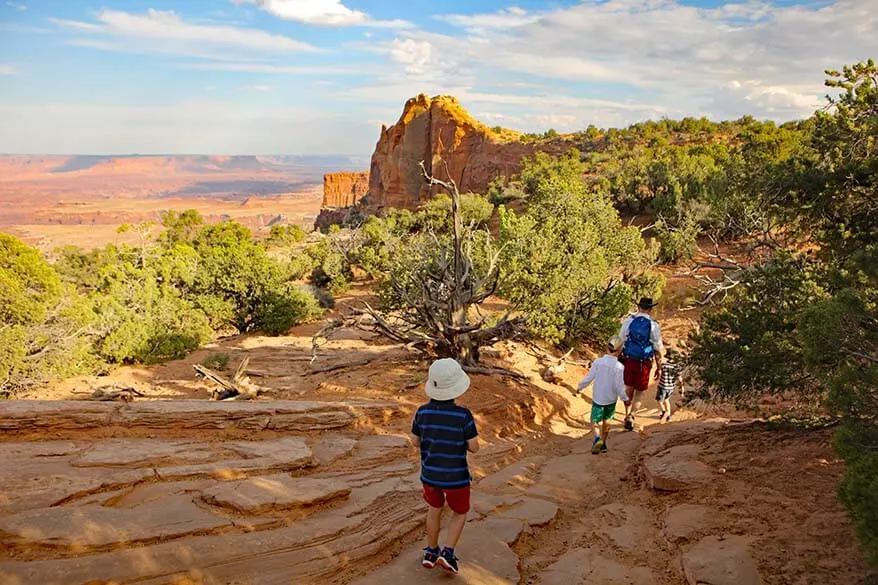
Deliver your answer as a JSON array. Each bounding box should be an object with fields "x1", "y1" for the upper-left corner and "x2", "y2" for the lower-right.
[
  {"x1": 322, "y1": 171, "x2": 369, "y2": 208},
  {"x1": 315, "y1": 94, "x2": 571, "y2": 228},
  {"x1": 368, "y1": 94, "x2": 564, "y2": 210},
  {"x1": 643, "y1": 444, "x2": 713, "y2": 491}
]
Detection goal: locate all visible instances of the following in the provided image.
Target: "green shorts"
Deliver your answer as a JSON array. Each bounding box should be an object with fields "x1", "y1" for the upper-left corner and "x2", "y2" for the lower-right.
[{"x1": 590, "y1": 402, "x2": 617, "y2": 424}]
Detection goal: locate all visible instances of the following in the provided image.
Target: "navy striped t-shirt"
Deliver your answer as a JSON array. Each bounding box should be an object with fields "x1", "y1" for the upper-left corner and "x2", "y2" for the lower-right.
[{"x1": 411, "y1": 399, "x2": 478, "y2": 489}]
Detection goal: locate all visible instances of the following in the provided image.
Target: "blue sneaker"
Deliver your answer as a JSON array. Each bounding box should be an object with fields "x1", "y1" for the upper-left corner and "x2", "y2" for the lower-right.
[
  {"x1": 438, "y1": 547, "x2": 459, "y2": 574},
  {"x1": 422, "y1": 547, "x2": 439, "y2": 569},
  {"x1": 591, "y1": 437, "x2": 604, "y2": 455}
]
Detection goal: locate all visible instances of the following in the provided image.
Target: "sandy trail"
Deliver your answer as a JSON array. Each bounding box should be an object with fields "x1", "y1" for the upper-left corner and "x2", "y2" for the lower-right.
[{"x1": 1, "y1": 318, "x2": 868, "y2": 585}]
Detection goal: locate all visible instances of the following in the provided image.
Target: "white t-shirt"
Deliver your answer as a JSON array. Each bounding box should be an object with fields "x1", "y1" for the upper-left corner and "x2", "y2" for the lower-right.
[
  {"x1": 619, "y1": 312, "x2": 663, "y2": 356},
  {"x1": 577, "y1": 354, "x2": 627, "y2": 406}
]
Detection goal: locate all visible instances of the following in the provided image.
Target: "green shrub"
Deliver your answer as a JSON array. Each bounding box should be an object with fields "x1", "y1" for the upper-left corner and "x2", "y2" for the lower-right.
[
  {"x1": 141, "y1": 333, "x2": 203, "y2": 364},
  {"x1": 1, "y1": 235, "x2": 98, "y2": 395},
  {"x1": 655, "y1": 215, "x2": 699, "y2": 264},
  {"x1": 500, "y1": 152, "x2": 661, "y2": 345},
  {"x1": 267, "y1": 224, "x2": 307, "y2": 247},
  {"x1": 201, "y1": 352, "x2": 231, "y2": 370},
  {"x1": 253, "y1": 285, "x2": 322, "y2": 335},
  {"x1": 418, "y1": 193, "x2": 494, "y2": 231}
]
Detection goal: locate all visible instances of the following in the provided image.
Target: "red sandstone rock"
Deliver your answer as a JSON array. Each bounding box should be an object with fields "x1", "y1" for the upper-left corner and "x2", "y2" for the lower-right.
[
  {"x1": 322, "y1": 171, "x2": 369, "y2": 208},
  {"x1": 367, "y1": 94, "x2": 568, "y2": 210}
]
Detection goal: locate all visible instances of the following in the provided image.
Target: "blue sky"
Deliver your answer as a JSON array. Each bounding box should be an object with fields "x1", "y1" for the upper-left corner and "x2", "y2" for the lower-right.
[{"x1": 0, "y1": 0, "x2": 874, "y2": 154}]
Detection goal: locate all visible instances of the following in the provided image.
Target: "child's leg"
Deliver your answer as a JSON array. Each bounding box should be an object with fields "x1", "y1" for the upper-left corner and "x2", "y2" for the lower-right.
[
  {"x1": 601, "y1": 419, "x2": 611, "y2": 443},
  {"x1": 592, "y1": 421, "x2": 603, "y2": 441},
  {"x1": 446, "y1": 511, "x2": 467, "y2": 548},
  {"x1": 422, "y1": 485, "x2": 445, "y2": 550},
  {"x1": 444, "y1": 486, "x2": 471, "y2": 549},
  {"x1": 427, "y1": 506, "x2": 442, "y2": 549}
]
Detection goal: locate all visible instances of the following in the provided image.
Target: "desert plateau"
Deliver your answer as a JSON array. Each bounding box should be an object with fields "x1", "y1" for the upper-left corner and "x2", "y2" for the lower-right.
[{"x1": 0, "y1": 154, "x2": 366, "y2": 252}]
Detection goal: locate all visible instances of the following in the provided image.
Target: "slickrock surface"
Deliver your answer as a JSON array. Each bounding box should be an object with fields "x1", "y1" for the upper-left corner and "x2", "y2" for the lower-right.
[
  {"x1": 0, "y1": 393, "x2": 866, "y2": 585},
  {"x1": 0, "y1": 400, "x2": 394, "y2": 435}
]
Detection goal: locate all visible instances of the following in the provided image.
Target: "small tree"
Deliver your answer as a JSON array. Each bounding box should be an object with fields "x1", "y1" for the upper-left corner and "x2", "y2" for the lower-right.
[
  {"x1": 500, "y1": 152, "x2": 660, "y2": 346},
  {"x1": 317, "y1": 162, "x2": 525, "y2": 369}
]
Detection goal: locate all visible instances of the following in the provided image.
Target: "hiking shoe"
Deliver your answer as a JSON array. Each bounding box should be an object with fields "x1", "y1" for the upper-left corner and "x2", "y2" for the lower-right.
[
  {"x1": 422, "y1": 547, "x2": 439, "y2": 569},
  {"x1": 600, "y1": 441, "x2": 608, "y2": 453},
  {"x1": 438, "y1": 548, "x2": 459, "y2": 574},
  {"x1": 591, "y1": 438, "x2": 604, "y2": 455},
  {"x1": 624, "y1": 417, "x2": 634, "y2": 432}
]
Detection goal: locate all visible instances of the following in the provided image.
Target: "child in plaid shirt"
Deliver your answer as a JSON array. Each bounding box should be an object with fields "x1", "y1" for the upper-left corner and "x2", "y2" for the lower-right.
[{"x1": 656, "y1": 347, "x2": 682, "y2": 422}]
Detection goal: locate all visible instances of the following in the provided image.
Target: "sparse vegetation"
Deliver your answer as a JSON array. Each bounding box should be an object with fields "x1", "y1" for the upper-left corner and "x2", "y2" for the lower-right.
[
  {"x1": 687, "y1": 61, "x2": 877, "y2": 565},
  {"x1": 201, "y1": 352, "x2": 231, "y2": 370},
  {"x1": 1, "y1": 212, "x2": 324, "y2": 396}
]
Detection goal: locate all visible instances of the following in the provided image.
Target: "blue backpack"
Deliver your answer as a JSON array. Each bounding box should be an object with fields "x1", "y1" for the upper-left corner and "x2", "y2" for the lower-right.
[{"x1": 623, "y1": 315, "x2": 654, "y2": 360}]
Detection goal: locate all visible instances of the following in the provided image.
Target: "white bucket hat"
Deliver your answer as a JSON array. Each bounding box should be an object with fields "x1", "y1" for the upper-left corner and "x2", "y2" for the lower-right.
[{"x1": 425, "y1": 358, "x2": 471, "y2": 401}]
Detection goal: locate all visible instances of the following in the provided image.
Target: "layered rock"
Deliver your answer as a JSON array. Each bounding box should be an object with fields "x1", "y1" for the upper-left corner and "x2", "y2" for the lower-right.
[
  {"x1": 315, "y1": 94, "x2": 571, "y2": 228},
  {"x1": 322, "y1": 171, "x2": 369, "y2": 208},
  {"x1": 368, "y1": 94, "x2": 563, "y2": 210}
]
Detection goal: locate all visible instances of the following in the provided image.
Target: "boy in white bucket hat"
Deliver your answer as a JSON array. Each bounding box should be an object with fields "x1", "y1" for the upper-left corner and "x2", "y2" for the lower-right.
[{"x1": 411, "y1": 358, "x2": 480, "y2": 575}]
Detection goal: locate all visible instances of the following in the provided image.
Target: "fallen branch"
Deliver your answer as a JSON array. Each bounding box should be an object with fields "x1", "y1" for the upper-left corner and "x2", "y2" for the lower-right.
[
  {"x1": 462, "y1": 365, "x2": 527, "y2": 380},
  {"x1": 85, "y1": 386, "x2": 145, "y2": 402},
  {"x1": 307, "y1": 357, "x2": 375, "y2": 375},
  {"x1": 194, "y1": 357, "x2": 261, "y2": 400}
]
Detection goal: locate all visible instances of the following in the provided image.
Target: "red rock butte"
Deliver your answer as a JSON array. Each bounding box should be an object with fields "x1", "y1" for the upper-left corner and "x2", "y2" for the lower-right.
[{"x1": 320, "y1": 94, "x2": 571, "y2": 219}]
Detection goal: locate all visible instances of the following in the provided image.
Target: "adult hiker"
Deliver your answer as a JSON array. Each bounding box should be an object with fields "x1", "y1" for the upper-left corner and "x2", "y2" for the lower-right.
[
  {"x1": 618, "y1": 297, "x2": 663, "y2": 431},
  {"x1": 411, "y1": 358, "x2": 480, "y2": 575},
  {"x1": 575, "y1": 335, "x2": 630, "y2": 454}
]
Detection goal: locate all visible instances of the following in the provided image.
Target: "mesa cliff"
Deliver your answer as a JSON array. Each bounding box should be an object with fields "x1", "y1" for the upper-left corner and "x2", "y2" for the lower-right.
[
  {"x1": 318, "y1": 94, "x2": 570, "y2": 227},
  {"x1": 322, "y1": 171, "x2": 370, "y2": 208}
]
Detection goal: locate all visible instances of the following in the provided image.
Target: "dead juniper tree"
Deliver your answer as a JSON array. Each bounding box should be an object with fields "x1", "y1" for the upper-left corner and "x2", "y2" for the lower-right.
[{"x1": 313, "y1": 161, "x2": 526, "y2": 373}]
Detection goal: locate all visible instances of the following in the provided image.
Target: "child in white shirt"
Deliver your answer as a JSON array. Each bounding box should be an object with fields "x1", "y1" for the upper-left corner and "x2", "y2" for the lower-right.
[{"x1": 576, "y1": 336, "x2": 630, "y2": 454}]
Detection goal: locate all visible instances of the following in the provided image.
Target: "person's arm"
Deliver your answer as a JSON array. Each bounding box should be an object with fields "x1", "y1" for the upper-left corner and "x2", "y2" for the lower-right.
[
  {"x1": 652, "y1": 321, "x2": 664, "y2": 379},
  {"x1": 615, "y1": 364, "x2": 629, "y2": 404},
  {"x1": 411, "y1": 413, "x2": 422, "y2": 449},
  {"x1": 577, "y1": 368, "x2": 597, "y2": 392},
  {"x1": 464, "y1": 411, "x2": 479, "y2": 453}
]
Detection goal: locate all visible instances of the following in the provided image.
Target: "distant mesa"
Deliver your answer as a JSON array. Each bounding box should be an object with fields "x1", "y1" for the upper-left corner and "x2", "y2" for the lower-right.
[
  {"x1": 322, "y1": 171, "x2": 370, "y2": 209},
  {"x1": 318, "y1": 93, "x2": 570, "y2": 228}
]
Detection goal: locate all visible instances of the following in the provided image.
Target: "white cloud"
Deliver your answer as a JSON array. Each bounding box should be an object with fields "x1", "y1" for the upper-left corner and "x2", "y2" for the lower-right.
[
  {"x1": 389, "y1": 39, "x2": 434, "y2": 76},
  {"x1": 52, "y1": 8, "x2": 319, "y2": 59},
  {"x1": 5, "y1": 1, "x2": 26, "y2": 10},
  {"x1": 408, "y1": 0, "x2": 878, "y2": 121},
  {"x1": 0, "y1": 64, "x2": 17, "y2": 75},
  {"x1": 239, "y1": 84, "x2": 273, "y2": 92},
  {"x1": 239, "y1": 0, "x2": 411, "y2": 28},
  {"x1": 0, "y1": 22, "x2": 51, "y2": 34},
  {"x1": 437, "y1": 6, "x2": 538, "y2": 31}
]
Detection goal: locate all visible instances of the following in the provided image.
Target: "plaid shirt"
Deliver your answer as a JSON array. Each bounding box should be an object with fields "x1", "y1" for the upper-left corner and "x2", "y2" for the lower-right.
[{"x1": 658, "y1": 360, "x2": 680, "y2": 394}]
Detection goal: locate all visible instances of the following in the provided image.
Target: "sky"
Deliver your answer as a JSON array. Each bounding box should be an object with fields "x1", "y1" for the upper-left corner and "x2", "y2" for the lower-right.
[{"x1": 0, "y1": 0, "x2": 875, "y2": 155}]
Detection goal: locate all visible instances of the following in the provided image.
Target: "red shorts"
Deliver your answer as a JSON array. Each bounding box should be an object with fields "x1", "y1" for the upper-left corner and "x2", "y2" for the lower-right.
[
  {"x1": 622, "y1": 358, "x2": 653, "y2": 392},
  {"x1": 422, "y1": 483, "x2": 471, "y2": 514}
]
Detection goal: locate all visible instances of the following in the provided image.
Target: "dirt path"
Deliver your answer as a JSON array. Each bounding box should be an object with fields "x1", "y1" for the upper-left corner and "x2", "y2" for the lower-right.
[{"x1": 2, "y1": 321, "x2": 869, "y2": 584}]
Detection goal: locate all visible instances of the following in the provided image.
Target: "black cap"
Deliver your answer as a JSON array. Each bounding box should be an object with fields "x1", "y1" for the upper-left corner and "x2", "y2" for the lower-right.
[{"x1": 638, "y1": 297, "x2": 656, "y2": 309}]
